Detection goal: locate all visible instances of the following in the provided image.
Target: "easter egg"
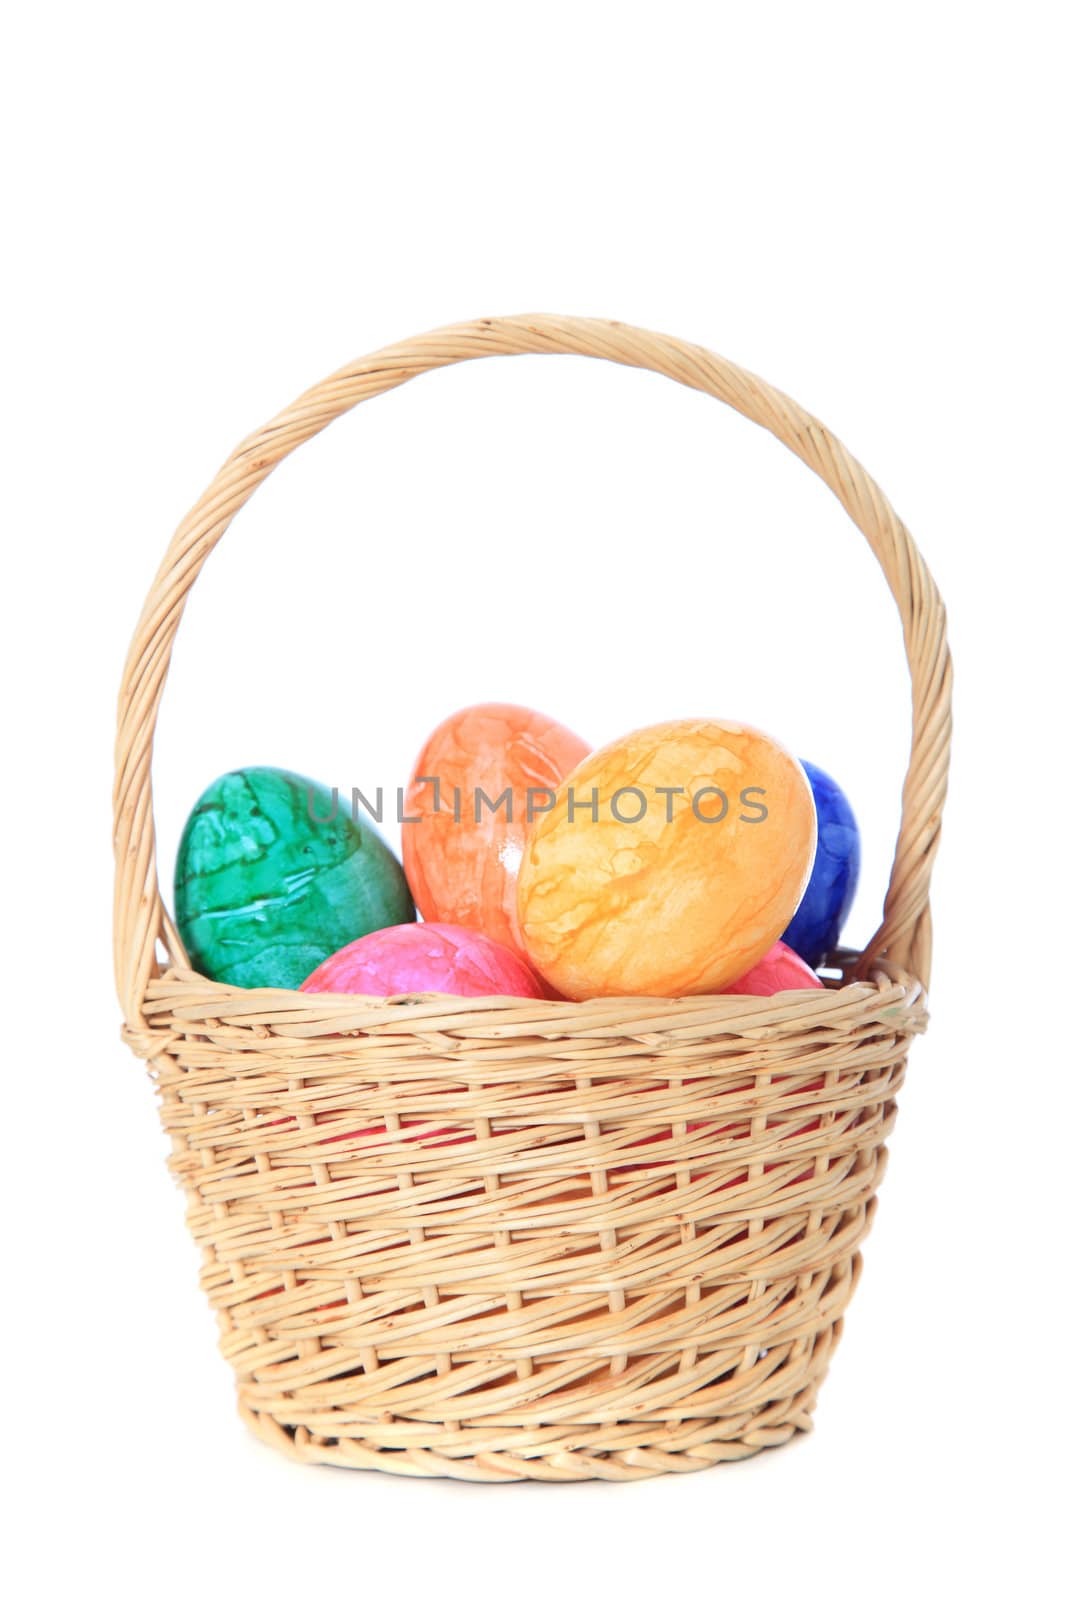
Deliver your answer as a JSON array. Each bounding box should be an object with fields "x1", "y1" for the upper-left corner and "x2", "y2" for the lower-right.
[
  {"x1": 782, "y1": 760, "x2": 860, "y2": 969},
  {"x1": 723, "y1": 940, "x2": 823, "y2": 996},
  {"x1": 175, "y1": 767, "x2": 414, "y2": 989},
  {"x1": 300, "y1": 921, "x2": 550, "y2": 999},
  {"x1": 516, "y1": 719, "x2": 816, "y2": 999},
  {"x1": 401, "y1": 703, "x2": 590, "y2": 957}
]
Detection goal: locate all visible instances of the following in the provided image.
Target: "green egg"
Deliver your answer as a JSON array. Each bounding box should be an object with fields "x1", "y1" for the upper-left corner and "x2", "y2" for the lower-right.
[{"x1": 174, "y1": 767, "x2": 414, "y2": 988}]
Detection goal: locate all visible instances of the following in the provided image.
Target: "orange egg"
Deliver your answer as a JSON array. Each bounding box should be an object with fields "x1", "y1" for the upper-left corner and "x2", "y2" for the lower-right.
[
  {"x1": 516, "y1": 718, "x2": 816, "y2": 999},
  {"x1": 402, "y1": 703, "x2": 590, "y2": 957}
]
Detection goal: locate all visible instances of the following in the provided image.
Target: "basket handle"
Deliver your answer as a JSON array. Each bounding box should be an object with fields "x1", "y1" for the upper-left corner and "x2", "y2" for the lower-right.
[{"x1": 114, "y1": 314, "x2": 951, "y2": 1022}]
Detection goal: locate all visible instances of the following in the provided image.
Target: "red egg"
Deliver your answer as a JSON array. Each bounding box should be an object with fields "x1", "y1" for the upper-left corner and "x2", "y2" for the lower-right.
[
  {"x1": 300, "y1": 921, "x2": 551, "y2": 999},
  {"x1": 722, "y1": 940, "x2": 822, "y2": 996},
  {"x1": 402, "y1": 703, "x2": 590, "y2": 959}
]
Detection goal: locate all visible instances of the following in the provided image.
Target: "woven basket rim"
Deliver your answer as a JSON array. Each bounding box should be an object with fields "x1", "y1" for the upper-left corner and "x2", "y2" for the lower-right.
[{"x1": 123, "y1": 955, "x2": 928, "y2": 1085}]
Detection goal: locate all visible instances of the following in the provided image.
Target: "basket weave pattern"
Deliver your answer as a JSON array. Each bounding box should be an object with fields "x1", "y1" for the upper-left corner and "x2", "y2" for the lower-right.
[{"x1": 114, "y1": 316, "x2": 951, "y2": 1482}]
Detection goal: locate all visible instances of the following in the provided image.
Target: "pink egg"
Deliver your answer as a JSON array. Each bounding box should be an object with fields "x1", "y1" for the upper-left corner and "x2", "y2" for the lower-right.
[
  {"x1": 722, "y1": 940, "x2": 823, "y2": 996},
  {"x1": 300, "y1": 921, "x2": 551, "y2": 999}
]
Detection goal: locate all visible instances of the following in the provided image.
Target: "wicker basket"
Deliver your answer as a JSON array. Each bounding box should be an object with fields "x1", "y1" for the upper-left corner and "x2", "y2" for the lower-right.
[{"x1": 114, "y1": 315, "x2": 951, "y2": 1483}]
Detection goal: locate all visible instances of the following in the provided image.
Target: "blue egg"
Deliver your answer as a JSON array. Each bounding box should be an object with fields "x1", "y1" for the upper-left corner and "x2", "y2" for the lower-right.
[{"x1": 783, "y1": 761, "x2": 860, "y2": 969}]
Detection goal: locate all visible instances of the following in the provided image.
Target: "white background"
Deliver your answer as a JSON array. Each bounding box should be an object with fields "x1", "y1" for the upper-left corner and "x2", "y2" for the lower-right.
[{"x1": 3, "y1": 3, "x2": 1064, "y2": 1596}]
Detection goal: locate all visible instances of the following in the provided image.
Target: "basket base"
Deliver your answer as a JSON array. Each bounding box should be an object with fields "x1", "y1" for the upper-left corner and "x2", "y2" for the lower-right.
[{"x1": 237, "y1": 1319, "x2": 841, "y2": 1484}]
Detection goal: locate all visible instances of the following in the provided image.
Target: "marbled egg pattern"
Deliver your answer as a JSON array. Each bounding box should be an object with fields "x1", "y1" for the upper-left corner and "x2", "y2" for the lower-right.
[
  {"x1": 402, "y1": 702, "x2": 589, "y2": 958},
  {"x1": 783, "y1": 760, "x2": 860, "y2": 968},
  {"x1": 301, "y1": 921, "x2": 550, "y2": 999},
  {"x1": 175, "y1": 766, "x2": 414, "y2": 989},
  {"x1": 517, "y1": 719, "x2": 816, "y2": 999}
]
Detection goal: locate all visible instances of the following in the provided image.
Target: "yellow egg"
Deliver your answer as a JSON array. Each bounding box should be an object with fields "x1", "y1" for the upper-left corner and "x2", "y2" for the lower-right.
[{"x1": 516, "y1": 719, "x2": 816, "y2": 999}]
